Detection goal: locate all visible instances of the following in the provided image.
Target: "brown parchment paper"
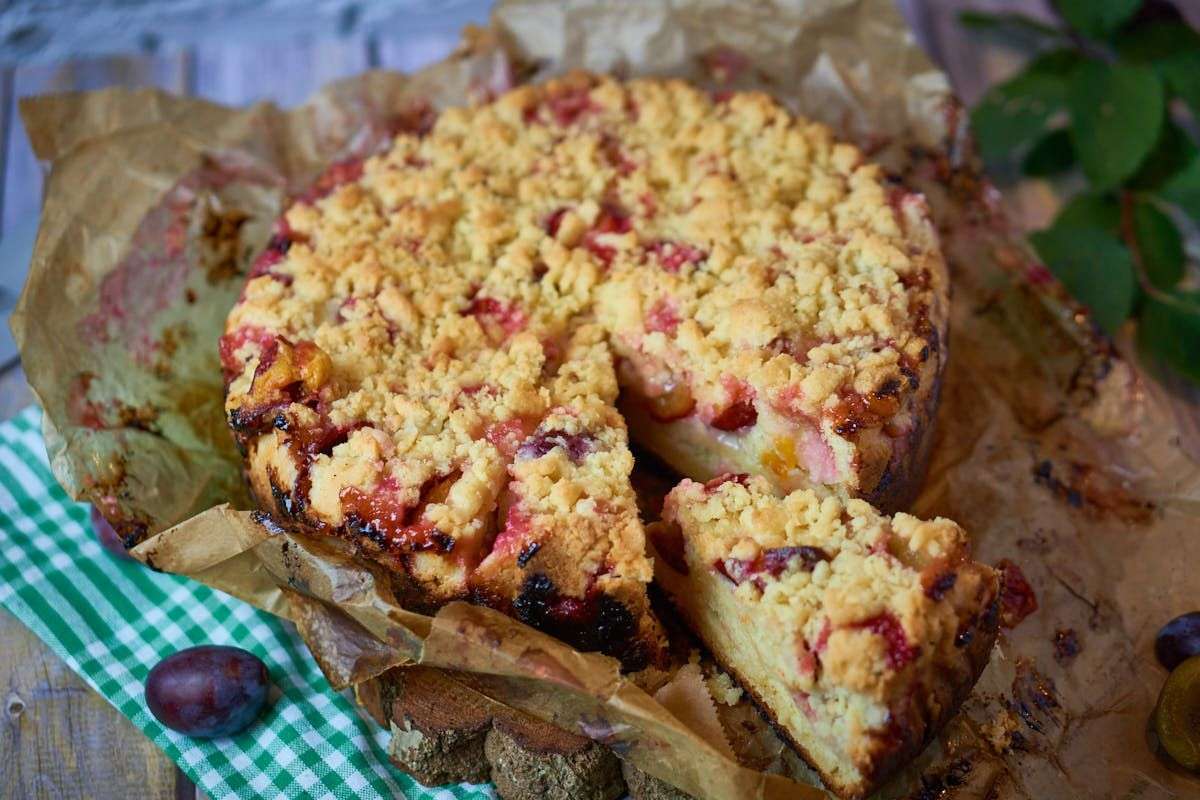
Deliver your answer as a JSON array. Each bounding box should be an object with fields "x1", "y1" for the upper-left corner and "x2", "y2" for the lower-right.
[{"x1": 12, "y1": 1, "x2": 1200, "y2": 798}]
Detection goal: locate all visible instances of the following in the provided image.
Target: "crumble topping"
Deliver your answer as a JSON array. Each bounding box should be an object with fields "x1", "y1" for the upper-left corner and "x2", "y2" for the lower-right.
[{"x1": 221, "y1": 71, "x2": 948, "y2": 670}]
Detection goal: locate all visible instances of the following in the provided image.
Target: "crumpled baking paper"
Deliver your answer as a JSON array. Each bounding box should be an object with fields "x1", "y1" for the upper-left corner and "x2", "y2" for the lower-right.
[{"x1": 13, "y1": 1, "x2": 1200, "y2": 798}]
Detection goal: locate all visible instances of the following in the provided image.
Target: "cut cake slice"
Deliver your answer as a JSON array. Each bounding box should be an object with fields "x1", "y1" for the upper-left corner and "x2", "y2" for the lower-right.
[{"x1": 651, "y1": 474, "x2": 999, "y2": 798}]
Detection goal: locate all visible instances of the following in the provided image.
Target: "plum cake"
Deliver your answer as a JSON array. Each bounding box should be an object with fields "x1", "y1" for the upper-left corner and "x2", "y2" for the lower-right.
[
  {"x1": 651, "y1": 474, "x2": 998, "y2": 798},
  {"x1": 221, "y1": 70, "x2": 973, "y2": 779}
]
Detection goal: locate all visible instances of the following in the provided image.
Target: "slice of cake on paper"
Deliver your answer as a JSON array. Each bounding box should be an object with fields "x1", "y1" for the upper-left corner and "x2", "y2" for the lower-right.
[{"x1": 651, "y1": 474, "x2": 998, "y2": 798}]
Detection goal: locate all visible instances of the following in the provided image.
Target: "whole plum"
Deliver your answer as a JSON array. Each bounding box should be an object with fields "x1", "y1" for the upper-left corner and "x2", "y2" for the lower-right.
[
  {"x1": 145, "y1": 645, "x2": 269, "y2": 738},
  {"x1": 1156, "y1": 612, "x2": 1200, "y2": 670}
]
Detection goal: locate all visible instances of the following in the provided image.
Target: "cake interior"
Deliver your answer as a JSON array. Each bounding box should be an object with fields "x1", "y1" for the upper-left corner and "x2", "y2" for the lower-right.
[{"x1": 655, "y1": 545, "x2": 873, "y2": 792}]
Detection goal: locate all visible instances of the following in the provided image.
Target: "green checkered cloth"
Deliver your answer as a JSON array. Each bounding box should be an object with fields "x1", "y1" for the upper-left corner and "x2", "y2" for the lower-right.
[{"x1": 0, "y1": 406, "x2": 493, "y2": 800}]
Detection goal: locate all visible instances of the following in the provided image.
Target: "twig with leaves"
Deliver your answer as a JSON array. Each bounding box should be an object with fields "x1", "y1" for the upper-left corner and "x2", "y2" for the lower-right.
[{"x1": 966, "y1": 0, "x2": 1199, "y2": 383}]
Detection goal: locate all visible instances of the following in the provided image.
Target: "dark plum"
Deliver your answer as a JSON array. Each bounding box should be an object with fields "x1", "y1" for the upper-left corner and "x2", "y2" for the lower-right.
[
  {"x1": 516, "y1": 429, "x2": 596, "y2": 463},
  {"x1": 90, "y1": 505, "x2": 133, "y2": 561},
  {"x1": 145, "y1": 645, "x2": 269, "y2": 738},
  {"x1": 1156, "y1": 612, "x2": 1200, "y2": 670},
  {"x1": 1155, "y1": 655, "x2": 1200, "y2": 772}
]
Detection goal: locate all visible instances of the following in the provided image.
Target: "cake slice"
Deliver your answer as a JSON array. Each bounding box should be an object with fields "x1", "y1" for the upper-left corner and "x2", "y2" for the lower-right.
[{"x1": 650, "y1": 474, "x2": 998, "y2": 798}]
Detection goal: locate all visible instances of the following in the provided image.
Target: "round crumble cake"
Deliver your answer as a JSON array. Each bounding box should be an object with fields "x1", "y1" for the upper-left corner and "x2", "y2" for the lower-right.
[{"x1": 220, "y1": 72, "x2": 960, "y2": 742}]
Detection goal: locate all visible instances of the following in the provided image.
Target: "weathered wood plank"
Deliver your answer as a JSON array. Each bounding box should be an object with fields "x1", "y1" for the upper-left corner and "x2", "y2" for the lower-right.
[
  {"x1": 3, "y1": 53, "x2": 188, "y2": 240},
  {"x1": 0, "y1": 1, "x2": 493, "y2": 65},
  {"x1": 191, "y1": 36, "x2": 370, "y2": 107},
  {"x1": 0, "y1": 364, "x2": 32, "y2": 417},
  {"x1": 0, "y1": 607, "x2": 178, "y2": 800},
  {"x1": 373, "y1": 31, "x2": 459, "y2": 74}
]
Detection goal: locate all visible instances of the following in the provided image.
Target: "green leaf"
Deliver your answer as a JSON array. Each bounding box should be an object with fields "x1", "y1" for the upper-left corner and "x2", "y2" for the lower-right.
[
  {"x1": 1132, "y1": 200, "x2": 1185, "y2": 290},
  {"x1": 1029, "y1": 224, "x2": 1137, "y2": 333},
  {"x1": 1022, "y1": 128, "x2": 1076, "y2": 176},
  {"x1": 1159, "y1": 51, "x2": 1200, "y2": 117},
  {"x1": 1068, "y1": 61, "x2": 1165, "y2": 190},
  {"x1": 1129, "y1": 120, "x2": 1198, "y2": 191},
  {"x1": 1138, "y1": 291, "x2": 1200, "y2": 384},
  {"x1": 1159, "y1": 152, "x2": 1200, "y2": 219},
  {"x1": 971, "y1": 50, "x2": 1081, "y2": 161},
  {"x1": 1055, "y1": 192, "x2": 1121, "y2": 234},
  {"x1": 960, "y1": 10, "x2": 1064, "y2": 38},
  {"x1": 1053, "y1": 0, "x2": 1140, "y2": 39},
  {"x1": 1117, "y1": 20, "x2": 1200, "y2": 63}
]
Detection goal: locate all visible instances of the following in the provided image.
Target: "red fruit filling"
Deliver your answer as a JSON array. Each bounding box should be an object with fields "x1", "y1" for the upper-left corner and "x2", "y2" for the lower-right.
[
  {"x1": 852, "y1": 612, "x2": 918, "y2": 671},
  {"x1": 813, "y1": 618, "x2": 833, "y2": 654},
  {"x1": 298, "y1": 158, "x2": 364, "y2": 204},
  {"x1": 485, "y1": 417, "x2": 537, "y2": 458},
  {"x1": 645, "y1": 299, "x2": 681, "y2": 335},
  {"x1": 544, "y1": 206, "x2": 569, "y2": 237},
  {"x1": 710, "y1": 379, "x2": 757, "y2": 432},
  {"x1": 488, "y1": 504, "x2": 533, "y2": 560},
  {"x1": 340, "y1": 473, "x2": 457, "y2": 554},
  {"x1": 795, "y1": 640, "x2": 818, "y2": 679},
  {"x1": 704, "y1": 472, "x2": 749, "y2": 492},
  {"x1": 646, "y1": 240, "x2": 706, "y2": 272},
  {"x1": 829, "y1": 386, "x2": 900, "y2": 437},
  {"x1": 533, "y1": 87, "x2": 599, "y2": 126},
  {"x1": 638, "y1": 192, "x2": 658, "y2": 218},
  {"x1": 791, "y1": 690, "x2": 818, "y2": 720},
  {"x1": 228, "y1": 338, "x2": 332, "y2": 437},
  {"x1": 284, "y1": 417, "x2": 362, "y2": 458},
  {"x1": 248, "y1": 231, "x2": 293, "y2": 280},
  {"x1": 516, "y1": 429, "x2": 597, "y2": 464},
  {"x1": 710, "y1": 399, "x2": 757, "y2": 431},
  {"x1": 218, "y1": 326, "x2": 276, "y2": 381},
  {"x1": 700, "y1": 46, "x2": 750, "y2": 84},
  {"x1": 464, "y1": 296, "x2": 527, "y2": 337},
  {"x1": 600, "y1": 132, "x2": 636, "y2": 176},
  {"x1": 582, "y1": 203, "x2": 631, "y2": 266},
  {"x1": 996, "y1": 558, "x2": 1038, "y2": 629},
  {"x1": 715, "y1": 545, "x2": 830, "y2": 586}
]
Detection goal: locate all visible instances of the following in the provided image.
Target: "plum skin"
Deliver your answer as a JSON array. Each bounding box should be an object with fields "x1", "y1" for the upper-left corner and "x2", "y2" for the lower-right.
[
  {"x1": 145, "y1": 645, "x2": 269, "y2": 738},
  {"x1": 1156, "y1": 612, "x2": 1200, "y2": 671},
  {"x1": 90, "y1": 505, "x2": 134, "y2": 561}
]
